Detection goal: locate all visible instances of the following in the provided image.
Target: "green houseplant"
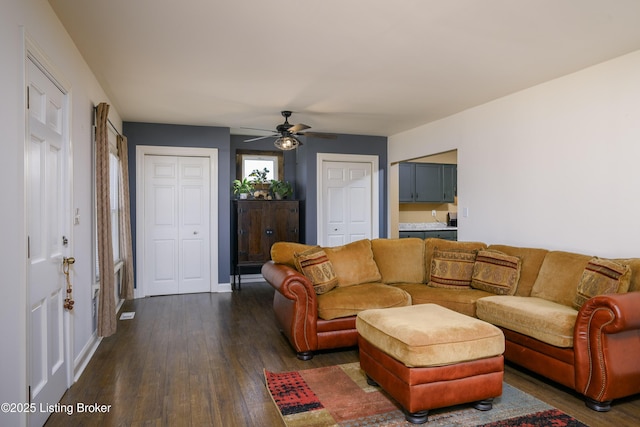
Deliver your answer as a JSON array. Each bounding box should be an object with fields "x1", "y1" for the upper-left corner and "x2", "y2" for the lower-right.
[
  {"x1": 232, "y1": 178, "x2": 253, "y2": 199},
  {"x1": 269, "y1": 180, "x2": 293, "y2": 200},
  {"x1": 249, "y1": 168, "x2": 270, "y2": 190}
]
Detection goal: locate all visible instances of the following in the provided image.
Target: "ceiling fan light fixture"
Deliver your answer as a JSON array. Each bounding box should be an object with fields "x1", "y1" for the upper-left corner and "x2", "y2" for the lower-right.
[{"x1": 274, "y1": 135, "x2": 300, "y2": 150}]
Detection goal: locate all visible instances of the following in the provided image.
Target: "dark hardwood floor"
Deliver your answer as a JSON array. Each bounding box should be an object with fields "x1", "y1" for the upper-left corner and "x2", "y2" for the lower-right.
[{"x1": 46, "y1": 282, "x2": 639, "y2": 427}]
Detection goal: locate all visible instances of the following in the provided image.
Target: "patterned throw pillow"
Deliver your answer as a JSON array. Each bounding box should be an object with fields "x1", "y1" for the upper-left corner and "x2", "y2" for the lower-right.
[
  {"x1": 294, "y1": 247, "x2": 339, "y2": 295},
  {"x1": 573, "y1": 258, "x2": 631, "y2": 309},
  {"x1": 429, "y1": 248, "x2": 477, "y2": 289},
  {"x1": 471, "y1": 250, "x2": 522, "y2": 295}
]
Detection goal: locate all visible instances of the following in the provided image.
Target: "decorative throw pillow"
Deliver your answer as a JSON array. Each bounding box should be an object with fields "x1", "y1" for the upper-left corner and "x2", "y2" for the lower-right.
[
  {"x1": 573, "y1": 258, "x2": 631, "y2": 309},
  {"x1": 429, "y1": 248, "x2": 477, "y2": 289},
  {"x1": 471, "y1": 250, "x2": 522, "y2": 295},
  {"x1": 294, "y1": 247, "x2": 339, "y2": 295}
]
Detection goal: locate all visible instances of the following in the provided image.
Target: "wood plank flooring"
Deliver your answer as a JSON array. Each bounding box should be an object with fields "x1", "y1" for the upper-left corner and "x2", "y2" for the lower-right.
[{"x1": 46, "y1": 282, "x2": 639, "y2": 427}]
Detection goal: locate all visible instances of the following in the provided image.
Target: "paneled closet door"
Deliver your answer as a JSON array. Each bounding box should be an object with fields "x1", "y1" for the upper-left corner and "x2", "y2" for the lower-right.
[{"x1": 144, "y1": 155, "x2": 210, "y2": 295}]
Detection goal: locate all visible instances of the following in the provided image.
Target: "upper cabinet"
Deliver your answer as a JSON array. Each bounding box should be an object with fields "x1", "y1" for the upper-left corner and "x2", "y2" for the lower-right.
[{"x1": 399, "y1": 162, "x2": 456, "y2": 203}]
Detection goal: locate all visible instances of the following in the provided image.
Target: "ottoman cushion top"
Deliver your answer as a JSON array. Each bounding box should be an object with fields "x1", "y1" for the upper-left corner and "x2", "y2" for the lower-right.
[{"x1": 356, "y1": 304, "x2": 504, "y2": 368}]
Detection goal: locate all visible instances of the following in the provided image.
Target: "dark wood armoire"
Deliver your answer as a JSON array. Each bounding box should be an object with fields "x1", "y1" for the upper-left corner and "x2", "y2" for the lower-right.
[{"x1": 233, "y1": 200, "x2": 299, "y2": 289}]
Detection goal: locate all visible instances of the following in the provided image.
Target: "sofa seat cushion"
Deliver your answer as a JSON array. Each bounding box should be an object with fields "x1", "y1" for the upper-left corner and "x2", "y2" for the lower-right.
[
  {"x1": 371, "y1": 238, "x2": 425, "y2": 284},
  {"x1": 356, "y1": 304, "x2": 505, "y2": 368},
  {"x1": 316, "y1": 283, "x2": 411, "y2": 320},
  {"x1": 476, "y1": 296, "x2": 577, "y2": 348},
  {"x1": 324, "y1": 239, "x2": 382, "y2": 287},
  {"x1": 393, "y1": 283, "x2": 493, "y2": 317}
]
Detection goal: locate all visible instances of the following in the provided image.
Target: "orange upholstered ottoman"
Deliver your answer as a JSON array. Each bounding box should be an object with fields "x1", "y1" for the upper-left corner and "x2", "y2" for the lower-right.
[{"x1": 356, "y1": 304, "x2": 505, "y2": 424}]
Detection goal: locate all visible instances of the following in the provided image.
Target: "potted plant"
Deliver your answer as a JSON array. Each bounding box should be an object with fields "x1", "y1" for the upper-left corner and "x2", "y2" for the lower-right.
[
  {"x1": 232, "y1": 178, "x2": 253, "y2": 199},
  {"x1": 249, "y1": 168, "x2": 270, "y2": 191},
  {"x1": 269, "y1": 180, "x2": 293, "y2": 200}
]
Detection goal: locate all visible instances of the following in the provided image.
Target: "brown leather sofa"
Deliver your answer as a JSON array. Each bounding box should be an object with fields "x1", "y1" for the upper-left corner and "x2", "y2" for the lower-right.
[{"x1": 261, "y1": 238, "x2": 640, "y2": 411}]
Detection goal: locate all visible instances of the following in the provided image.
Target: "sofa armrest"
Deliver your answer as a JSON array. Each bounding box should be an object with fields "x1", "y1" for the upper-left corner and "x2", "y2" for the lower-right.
[
  {"x1": 261, "y1": 261, "x2": 319, "y2": 356},
  {"x1": 574, "y1": 291, "x2": 640, "y2": 406}
]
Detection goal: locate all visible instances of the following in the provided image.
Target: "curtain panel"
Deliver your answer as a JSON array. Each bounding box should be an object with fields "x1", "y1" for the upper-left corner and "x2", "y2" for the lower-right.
[
  {"x1": 117, "y1": 135, "x2": 135, "y2": 300},
  {"x1": 95, "y1": 102, "x2": 117, "y2": 337}
]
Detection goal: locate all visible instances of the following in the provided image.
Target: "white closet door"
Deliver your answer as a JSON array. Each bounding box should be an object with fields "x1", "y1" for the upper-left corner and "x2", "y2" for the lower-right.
[{"x1": 144, "y1": 155, "x2": 210, "y2": 295}]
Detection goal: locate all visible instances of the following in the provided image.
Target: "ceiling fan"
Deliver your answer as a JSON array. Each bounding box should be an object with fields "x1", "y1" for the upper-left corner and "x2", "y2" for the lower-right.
[{"x1": 243, "y1": 111, "x2": 336, "y2": 150}]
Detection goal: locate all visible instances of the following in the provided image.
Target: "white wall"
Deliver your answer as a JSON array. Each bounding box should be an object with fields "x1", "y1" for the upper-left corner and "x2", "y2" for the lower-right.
[
  {"x1": 1, "y1": 1, "x2": 121, "y2": 425},
  {"x1": 390, "y1": 49, "x2": 640, "y2": 258}
]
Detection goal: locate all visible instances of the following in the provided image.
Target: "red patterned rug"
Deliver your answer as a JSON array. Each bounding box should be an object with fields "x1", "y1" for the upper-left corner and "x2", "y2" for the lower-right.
[{"x1": 264, "y1": 362, "x2": 588, "y2": 427}]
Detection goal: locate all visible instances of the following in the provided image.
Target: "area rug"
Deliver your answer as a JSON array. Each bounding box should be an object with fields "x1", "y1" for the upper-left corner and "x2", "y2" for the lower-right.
[{"x1": 264, "y1": 362, "x2": 587, "y2": 427}]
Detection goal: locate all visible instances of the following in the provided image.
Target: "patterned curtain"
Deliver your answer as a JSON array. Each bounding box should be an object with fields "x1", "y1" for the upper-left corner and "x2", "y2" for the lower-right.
[
  {"x1": 95, "y1": 102, "x2": 117, "y2": 337},
  {"x1": 117, "y1": 135, "x2": 135, "y2": 300}
]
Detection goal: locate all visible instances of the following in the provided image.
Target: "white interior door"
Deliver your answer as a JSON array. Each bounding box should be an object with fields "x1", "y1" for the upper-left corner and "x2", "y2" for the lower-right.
[
  {"x1": 144, "y1": 155, "x2": 210, "y2": 295},
  {"x1": 321, "y1": 160, "x2": 373, "y2": 247},
  {"x1": 26, "y1": 58, "x2": 70, "y2": 427}
]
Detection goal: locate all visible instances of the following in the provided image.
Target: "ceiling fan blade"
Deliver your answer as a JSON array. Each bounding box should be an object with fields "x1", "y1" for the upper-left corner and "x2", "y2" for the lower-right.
[
  {"x1": 302, "y1": 132, "x2": 338, "y2": 139},
  {"x1": 240, "y1": 126, "x2": 276, "y2": 133},
  {"x1": 244, "y1": 134, "x2": 277, "y2": 143},
  {"x1": 288, "y1": 123, "x2": 311, "y2": 133}
]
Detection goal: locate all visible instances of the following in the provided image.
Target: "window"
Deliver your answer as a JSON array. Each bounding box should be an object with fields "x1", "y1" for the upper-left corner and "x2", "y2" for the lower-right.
[
  {"x1": 242, "y1": 155, "x2": 278, "y2": 181},
  {"x1": 236, "y1": 149, "x2": 284, "y2": 181},
  {"x1": 109, "y1": 150, "x2": 120, "y2": 262}
]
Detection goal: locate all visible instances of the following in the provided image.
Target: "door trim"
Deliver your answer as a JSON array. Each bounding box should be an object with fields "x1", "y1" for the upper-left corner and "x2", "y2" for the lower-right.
[
  {"x1": 316, "y1": 153, "x2": 380, "y2": 246},
  {"x1": 135, "y1": 145, "x2": 219, "y2": 297}
]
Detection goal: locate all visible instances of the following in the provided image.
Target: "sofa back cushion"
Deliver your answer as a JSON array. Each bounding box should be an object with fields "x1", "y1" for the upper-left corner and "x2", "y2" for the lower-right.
[
  {"x1": 613, "y1": 257, "x2": 640, "y2": 292},
  {"x1": 424, "y1": 238, "x2": 487, "y2": 281},
  {"x1": 487, "y1": 245, "x2": 549, "y2": 297},
  {"x1": 271, "y1": 242, "x2": 319, "y2": 268},
  {"x1": 324, "y1": 239, "x2": 382, "y2": 287},
  {"x1": 371, "y1": 238, "x2": 425, "y2": 284},
  {"x1": 530, "y1": 251, "x2": 591, "y2": 307}
]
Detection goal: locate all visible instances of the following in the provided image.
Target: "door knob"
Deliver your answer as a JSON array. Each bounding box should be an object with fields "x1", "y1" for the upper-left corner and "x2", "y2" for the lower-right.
[{"x1": 193, "y1": 231, "x2": 199, "y2": 235}]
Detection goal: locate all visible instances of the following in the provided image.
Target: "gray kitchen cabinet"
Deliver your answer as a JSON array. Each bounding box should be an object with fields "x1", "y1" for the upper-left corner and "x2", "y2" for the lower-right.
[
  {"x1": 424, "y1": 230, "x2": 457, "y2": 241},
  {"x1": 399, "y1": 162, "x2": 457, "y2": 203},
  {"x1": 442, "y1": 164, "x2": 457, "y2": 203},
  {"x1": 398, "y1": 163, "x2": 415, "y2": 202},
  {"x1": 399, "y1": 229, "x2": 457, "y2": 241},
  {"x1": 399, "y1": 231, "x2": 425, "y2": 239}
]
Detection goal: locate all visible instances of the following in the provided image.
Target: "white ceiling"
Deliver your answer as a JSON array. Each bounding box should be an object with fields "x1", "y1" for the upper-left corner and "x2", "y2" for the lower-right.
[{"x1": 49, "y1": 0, "x2": 640, "y2": 137}]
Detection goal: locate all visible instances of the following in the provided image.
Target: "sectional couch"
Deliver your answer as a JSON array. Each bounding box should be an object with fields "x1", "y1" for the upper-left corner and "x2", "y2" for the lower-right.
[{"x1": 261, "y1": 237, "x2": 640, "y2": 411}]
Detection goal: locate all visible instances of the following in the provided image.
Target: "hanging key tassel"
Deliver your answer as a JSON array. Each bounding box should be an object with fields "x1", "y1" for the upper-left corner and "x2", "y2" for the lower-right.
[{"x1": 62, "y1": 257, "x2": 75, "y2": 311}]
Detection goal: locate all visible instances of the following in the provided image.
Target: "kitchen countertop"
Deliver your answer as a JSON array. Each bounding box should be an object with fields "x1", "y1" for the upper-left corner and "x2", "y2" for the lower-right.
[{"x1": 399, "y1": 222, "x2": 457, "y2": 231}]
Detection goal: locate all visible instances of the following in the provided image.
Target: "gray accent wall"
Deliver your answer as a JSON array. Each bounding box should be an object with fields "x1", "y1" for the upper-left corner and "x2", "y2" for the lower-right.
[
  {"x1": 124, "y1": 122, "x2": 232, "y2": 284},
  {"x1": 125, "y1": 122, "x2": 388, "y2": 286},
  {"x1": 296, "y1": 134, "x2": 388, "y2": 244}
]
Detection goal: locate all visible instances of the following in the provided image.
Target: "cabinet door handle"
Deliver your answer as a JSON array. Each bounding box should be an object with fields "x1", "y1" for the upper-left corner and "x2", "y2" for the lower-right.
[{"x1": 265, "y1": 229, "x2": 274, "y2": 236}]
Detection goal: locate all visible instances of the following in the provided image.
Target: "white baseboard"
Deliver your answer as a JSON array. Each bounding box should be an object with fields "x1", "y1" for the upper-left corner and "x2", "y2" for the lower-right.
[
  {"x1": 216, "y1": 282, "x2": 233, "y2": 293},
  {"x1": 73, "y1": 332, "x2": 102, "y2": 382}
]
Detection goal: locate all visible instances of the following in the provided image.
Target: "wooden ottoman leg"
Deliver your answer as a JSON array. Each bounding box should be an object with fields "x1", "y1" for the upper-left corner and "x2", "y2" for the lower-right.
[
  {"x1": 474, "y1": 398, "x2": 494, "y2": 411},
  {"x1": 365, "y1": 375, "x2": 378, "y2": 387},
  {"x1": 404, "y1": 409, "x2": 429, "y2": 424}
]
